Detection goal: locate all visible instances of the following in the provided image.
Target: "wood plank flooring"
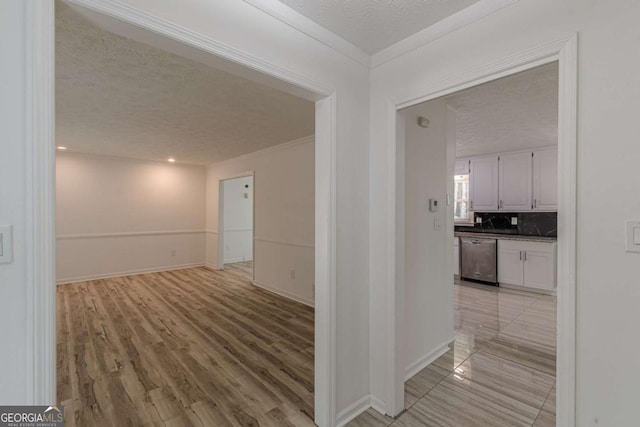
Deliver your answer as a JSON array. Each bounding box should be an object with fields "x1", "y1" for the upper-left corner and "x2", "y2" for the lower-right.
[
  {"x1": 56, "y1": 262, "x2": 315, "y2": 426},
  {"x1": 349, "y1": 280, "x2": 557, "y2": 427}
]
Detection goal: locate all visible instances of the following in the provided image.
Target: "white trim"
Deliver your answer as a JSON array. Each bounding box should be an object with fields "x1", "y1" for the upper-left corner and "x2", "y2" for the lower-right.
[
  {"x1": 335, "y1": 395, "x2": 371, "y2": 427},
  {"x1": 204, "y1": 262, "x2": 219, "y2": 270},
  {"x1": 208, "y1": 135, "x2": 315, "y2": 168},
  {"x1": 224, "y1": 257, "x2": 252, "y2": 264},
  {"x1": 34, "y1": 2, "x2": 336, "y2": 425},
  {"x1": 25, "y1": 0, "x2": 56, "y2": 405},
  {"x1": 404, "y1": 340, "x2": 452, "y2": 381},
  {"x1": 385, "y1": 35, "x2": 577, "y2": 424},
  {"x1": 206, "y1": 230, "x2": 219, "y2": 234},
  {"x1": 371, "y1": 0, "x2": 521, "y2": 68},
  {"x1": 64, "y1": 0, "x2": 333, "y2": 98},
  {"x1": 223, "y1": 228, "x2": 253, "y2": 233},
  {"x1": 556, "y1": 34, "x2": 578, "y2": 427},
  {"x1": 369, "y1": 395, "x2": 386, "y2": 416},
  {"x1": 252, "y1": 280, "x2": 314, "y2": 308},
  {"x1": 254, "y1": 236, "x2": 315, "y2": 249},
  {"x1": 241, "y1": 0, "x2": 370, "y2": 68},
  {"x1": 56, "y1": 230, "x2": 206, "y2": 240},
  {"x1": 56, "y1": 263, "x2": 205, "y2": 285}
]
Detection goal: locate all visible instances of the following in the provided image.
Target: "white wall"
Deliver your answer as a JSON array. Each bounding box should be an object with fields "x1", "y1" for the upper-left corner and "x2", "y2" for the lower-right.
[
  {"x1": 207, "y1": 137, "x2": 314, "y2": 307},
  {"x1": 370, "y1": 0, "x2": 640, "y2": 424},
  {"x1": 222, "y1": 176, "x2": 253, "y2": 263},
  {"x1": 56, "y1": 152, "x2": 206, "y2": 283},
  {"x1": 401, "y1": 100, "x2": 455, "y2": 377},
  {"x1": 5, "y1": 1, "x2": 371, "y2": 415},
  {"x1": 0, "y1": 0, "x2": 28, "y2": 404}
]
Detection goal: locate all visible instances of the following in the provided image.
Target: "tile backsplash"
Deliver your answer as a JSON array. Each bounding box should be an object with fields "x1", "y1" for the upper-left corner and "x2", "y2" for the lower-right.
[{"x1": 455, "y1": 212, "x2": 557, "y2": 237}]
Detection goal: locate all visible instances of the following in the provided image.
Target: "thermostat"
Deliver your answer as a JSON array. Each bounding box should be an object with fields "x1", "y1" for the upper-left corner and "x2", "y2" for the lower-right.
[{"x1": 429, "y1": 199, "x2": 439, "y2": 212}]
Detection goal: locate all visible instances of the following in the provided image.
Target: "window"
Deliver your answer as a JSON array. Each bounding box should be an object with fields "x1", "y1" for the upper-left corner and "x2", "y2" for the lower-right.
[{"x1": 454, "y1": 174, "x2": 472, "y2": 223}]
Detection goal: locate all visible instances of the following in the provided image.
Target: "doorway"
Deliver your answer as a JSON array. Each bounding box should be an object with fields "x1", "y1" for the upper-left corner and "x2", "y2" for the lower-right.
[
  {"x1": 218, "y1": 174, "x2": 255, "y2": 279},
  {"x1": 385, "y1": 36, "x2": 577, "y2": 425},
  {"x1": 27, "y1": 2, "x2": 337, "y2": 425}
]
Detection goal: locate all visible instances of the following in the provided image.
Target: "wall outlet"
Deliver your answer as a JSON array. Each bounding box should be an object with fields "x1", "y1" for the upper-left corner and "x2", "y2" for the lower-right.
[
  {"x1": 476, "y1": 216, "x2": 482, "y2": 223},
  {"x1": 511, "y1": 217, "x2": 518, "y2": 225}
]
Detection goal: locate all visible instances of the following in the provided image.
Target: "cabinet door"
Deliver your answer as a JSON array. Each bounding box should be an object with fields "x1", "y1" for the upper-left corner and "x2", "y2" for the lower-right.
[
  {"x1": 470, "y1": 157, "x2": 499, "y2": 211},
  {"x1": 533, "y1": 148, "x2": 558, "y2": 210},
  {"x1": 498, "y1": 241, "x2": 524, "y2": 286},
  {"x1": 523, "y1": 250, "x2": 556, "y2": 290},
  {"x1": 499, "y1": 152, "x2": 532, "y2": 211}
]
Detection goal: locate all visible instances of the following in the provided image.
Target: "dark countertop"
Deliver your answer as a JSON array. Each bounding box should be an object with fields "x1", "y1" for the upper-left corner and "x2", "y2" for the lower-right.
[{"x1": 454, "y1": 231, "x2": 557, "y2": 243}]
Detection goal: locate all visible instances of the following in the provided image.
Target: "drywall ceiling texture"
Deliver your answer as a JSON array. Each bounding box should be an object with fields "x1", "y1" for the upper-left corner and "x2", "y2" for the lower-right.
[
  {"x1": 277, "y1": 0, "x2": 481, "y2": 53},
  {"x1": 447, "y1": 62, "x2": 559, "y2": 157},
  {"x1": 55, "y1": 1, "x2": 315, "y2": 165}
]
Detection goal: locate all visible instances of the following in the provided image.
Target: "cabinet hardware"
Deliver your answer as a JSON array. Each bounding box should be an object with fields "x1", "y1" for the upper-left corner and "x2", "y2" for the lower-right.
[
  {"x1": 534, "y1": 199, "x2": 538, "y2": 209},
  {"x1": 499, "y1": 200, "x2": 503, "y2": 209},
  {"x1": 470, "y1": 200, "x2": 473, "y2": 209},
  {"x1": 524, "y1": 251, "x2": 527, "y2": 261},
  {"x1": 519, "y1": 251, "x2": 523, "y2": 261}
]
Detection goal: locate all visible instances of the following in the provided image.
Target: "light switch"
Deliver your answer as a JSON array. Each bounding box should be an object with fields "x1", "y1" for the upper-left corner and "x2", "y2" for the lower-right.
[
  {"x1": 626, "y1": 221, "x2": 640, "y2": 253},
  {"x1": 0, "y1": 225, "x2": 13, "y2": 264}
]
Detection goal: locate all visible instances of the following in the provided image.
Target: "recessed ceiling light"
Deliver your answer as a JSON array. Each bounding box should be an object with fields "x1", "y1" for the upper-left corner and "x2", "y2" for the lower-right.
[
  {"x1": 167, "y1": 158, "x2": 176, "y2": 163},
  {"x1": 56, "y1": 146, "x2": 68, "y2": 150}
]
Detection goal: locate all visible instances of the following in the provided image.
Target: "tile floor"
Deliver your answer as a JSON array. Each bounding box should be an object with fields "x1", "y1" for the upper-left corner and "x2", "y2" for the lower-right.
[{"x1": 348, "y1": 280, "x2": 556, "y2": 427}]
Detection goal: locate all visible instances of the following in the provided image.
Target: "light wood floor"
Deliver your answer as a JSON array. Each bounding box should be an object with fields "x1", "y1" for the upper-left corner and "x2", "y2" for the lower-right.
[
  {"x1": 56, "y1": 262, "x2": 315, "y2": 426},
  {"x1": 350, "y1": 280, "x2": 557, "y2": 427}
]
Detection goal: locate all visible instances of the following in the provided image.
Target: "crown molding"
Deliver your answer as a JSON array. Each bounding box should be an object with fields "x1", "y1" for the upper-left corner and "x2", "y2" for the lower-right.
[
  {"x1": 242, "y1": 0, "x2": 371, "y2": 68},
  {"x1": 371, "y1": 0, "x2": 522, "y2": 68}
]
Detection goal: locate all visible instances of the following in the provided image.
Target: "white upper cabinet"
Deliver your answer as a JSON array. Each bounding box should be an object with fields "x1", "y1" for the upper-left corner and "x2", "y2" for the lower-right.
[
  {"x1": 532, "y1": 148, "x2": 558, "y2": 211},
  {"x1": 470, "y1": 157, "x2": 499, "y2": 211},
  {"x1": 499, "y1": 152, "x2": 532, "y2": 211},
  {"x1": 454, "y1": 158, "x2": 470, "y2": 175}
]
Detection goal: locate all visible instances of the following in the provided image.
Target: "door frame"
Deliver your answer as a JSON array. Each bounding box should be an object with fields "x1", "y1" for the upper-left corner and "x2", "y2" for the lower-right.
[
  {"x1": 386, "y1": 35, "x2": 578, "y2": 426},
  {"x1": 218, "y1": 172, "x2": 255, "y2": 278},
  {"x1": 26, "y1": 1, "x2": 338, "y2": 426}
]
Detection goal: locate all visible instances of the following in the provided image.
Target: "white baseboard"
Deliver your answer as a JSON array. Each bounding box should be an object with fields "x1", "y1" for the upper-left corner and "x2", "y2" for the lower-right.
[
  {"x1": 369, "y1": 395, "x2": 386, "y2": 415},
  {"x1": 336, "y1": 395, "x2": 372, "y2": 427},
  {"x1": 223, "y1": 257, "x2": 253, "y2": 264},
  {"x1": 56, "y1": 262, "x2": 205, "y2": 285},
  {"x1": 405, "y1": 339, "x2": 453, "y2": 381},
  {"x1": 252, "y1": 280, "x2": 314, "y2": 307},
  {"x1": 204, "y1": 262, "x2": 220, "y2": 270}
]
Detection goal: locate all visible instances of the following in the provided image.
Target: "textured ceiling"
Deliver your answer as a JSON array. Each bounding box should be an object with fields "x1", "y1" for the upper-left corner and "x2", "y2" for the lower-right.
[
  {"x1": 446, "y1": 62, "x2": 559, "y2": 157},
  {"x1": 276, "y1": 0, "x2": 481, "y2": 53},
  {"x1": 56, "y1": 1, "x2": 315, "y2": 166}
]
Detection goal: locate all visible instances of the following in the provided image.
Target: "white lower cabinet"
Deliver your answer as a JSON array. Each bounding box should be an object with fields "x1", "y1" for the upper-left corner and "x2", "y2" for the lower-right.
[{"x1": 498, "y1": 240, "x2": 557, "y2": 291}]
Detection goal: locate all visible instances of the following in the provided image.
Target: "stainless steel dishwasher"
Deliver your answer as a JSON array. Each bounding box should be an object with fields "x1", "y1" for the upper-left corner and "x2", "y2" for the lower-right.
[{"x1": 460, "y1": 237, "x2": 498, "y2": 284}]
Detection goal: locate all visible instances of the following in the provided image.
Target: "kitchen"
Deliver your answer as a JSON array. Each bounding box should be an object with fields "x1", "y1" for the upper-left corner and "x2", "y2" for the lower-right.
[{"x1": 450, "y1": 63, "x2": 559, "y2": 295}]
